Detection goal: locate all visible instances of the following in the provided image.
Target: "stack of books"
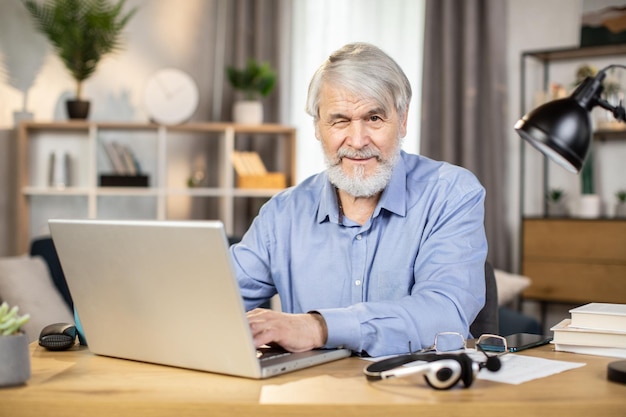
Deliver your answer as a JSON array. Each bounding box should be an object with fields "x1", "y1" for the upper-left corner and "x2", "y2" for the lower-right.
[
  {"x1": 551, "y1": 303, "x2": 626, "y2": 358},
  {"x1": 231, "y1": 151, "x2": 286, "y2": 189}
]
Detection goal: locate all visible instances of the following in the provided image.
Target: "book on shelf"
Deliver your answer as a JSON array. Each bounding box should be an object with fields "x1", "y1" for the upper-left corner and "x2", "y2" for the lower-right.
[
  {"x1": 102, "y1": 141, "x2": 140, "y2": 176},
  {"x1": 569, "y1": 303, "x2": 626, "y2": 332},
  {"x1": 231, "y1": 151, "x2": 286, "y2": 189},
  {"x1": 103, "y1": 141, "x2": 126, "y2": 174},
  {"x1": 551, "y1": 319, "x2": 626, "y2": 348}
]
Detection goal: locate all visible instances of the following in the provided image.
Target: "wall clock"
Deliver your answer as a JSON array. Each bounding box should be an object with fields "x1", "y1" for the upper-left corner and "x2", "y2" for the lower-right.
[{"x1": 144, "y1": 68, "x2": 199, "y2": 125}]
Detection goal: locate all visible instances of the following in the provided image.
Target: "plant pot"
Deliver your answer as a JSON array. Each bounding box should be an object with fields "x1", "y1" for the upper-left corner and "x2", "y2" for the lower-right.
[
  {"x1": 66, "y1": 99, "x2": 91, "y2": 119},
  {"x1": 547, "y1": 201, "x2": 568, "y2": 217},
  {"x1": 0, "y1": 332, "x2": 31, "y2": 388},
  {"x1": 578, "y1": 194, "x2": 602, "y2": 218},
  {"x1": 616, "y1": 202, "x2": 626, "y2": 218},
  {"x1": 233, "y1": 100, "x2": 263, "y2": 125}
]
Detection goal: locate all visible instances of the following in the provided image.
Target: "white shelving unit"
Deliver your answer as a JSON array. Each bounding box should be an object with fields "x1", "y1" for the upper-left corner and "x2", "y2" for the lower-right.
[{"x1": 16, "y1": 121, "x2": 296, "y2": 254}]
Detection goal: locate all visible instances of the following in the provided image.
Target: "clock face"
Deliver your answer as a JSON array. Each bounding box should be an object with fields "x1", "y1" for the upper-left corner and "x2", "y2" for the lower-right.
[{"x1": 144, "y1": 68, "x2": 199, "y2": 125}]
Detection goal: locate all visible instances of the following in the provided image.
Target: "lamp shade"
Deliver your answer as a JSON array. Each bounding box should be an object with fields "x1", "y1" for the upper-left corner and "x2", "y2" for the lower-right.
[{"x1": 514, "y1": 97, "x2": 592, "y2": 173}]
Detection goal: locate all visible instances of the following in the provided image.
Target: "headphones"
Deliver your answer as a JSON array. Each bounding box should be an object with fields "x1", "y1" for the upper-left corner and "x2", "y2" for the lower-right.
[{"x1": 363, "y1": 351, "x2": 500, "y2": 390}]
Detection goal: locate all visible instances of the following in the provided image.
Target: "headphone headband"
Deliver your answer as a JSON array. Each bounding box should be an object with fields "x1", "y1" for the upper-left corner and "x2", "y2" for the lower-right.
[{"x1": 363, "y1": 352, "x2": 480, "y2": 390}]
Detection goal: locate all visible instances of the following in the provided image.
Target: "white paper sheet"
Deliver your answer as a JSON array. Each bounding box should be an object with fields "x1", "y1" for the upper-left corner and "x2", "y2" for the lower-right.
[{"x1": 471, "y1": 351, "x2": 586, "y2": 384}]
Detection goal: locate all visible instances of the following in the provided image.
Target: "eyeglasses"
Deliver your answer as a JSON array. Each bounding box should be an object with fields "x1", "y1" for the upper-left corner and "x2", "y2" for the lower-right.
[
  {"x1": 476, "y1": 333, "x2": 508, "y2": 356},
  {"x1": 410, "y1": 331, "x2": 467, "y2": 354},
  {"x1": 410, "y1": 332, "x2": 507, "y2": 357}
]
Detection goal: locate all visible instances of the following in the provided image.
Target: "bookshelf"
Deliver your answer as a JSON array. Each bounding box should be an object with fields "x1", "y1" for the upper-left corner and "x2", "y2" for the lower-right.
[{"x1": 16, "y1": 121, "x2": 296, "y2": 254}]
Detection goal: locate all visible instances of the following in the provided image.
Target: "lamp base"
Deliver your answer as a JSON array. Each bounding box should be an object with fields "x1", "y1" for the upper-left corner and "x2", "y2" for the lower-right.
[{"x1": 607, "y1": 360, "x2": 626, "y2": 384}]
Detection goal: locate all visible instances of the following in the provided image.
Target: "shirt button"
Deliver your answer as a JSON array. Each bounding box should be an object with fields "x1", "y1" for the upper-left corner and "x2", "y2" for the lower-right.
[
  {"x1": 356, "y1": 234, "x2": 362, "y2": 240},
  {"x1": 355, "y1": 280, "x2": 362, "y2": 286}
]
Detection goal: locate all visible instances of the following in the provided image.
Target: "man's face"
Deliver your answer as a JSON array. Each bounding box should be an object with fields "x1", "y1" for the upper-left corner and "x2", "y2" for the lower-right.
[{"x1": 316, "y1": 84, "x2": 408, "y2": 197}]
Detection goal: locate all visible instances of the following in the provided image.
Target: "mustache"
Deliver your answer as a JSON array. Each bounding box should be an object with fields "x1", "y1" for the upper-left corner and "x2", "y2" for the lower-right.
[{"x1": 333, "y1": 147, "x2": 382, "y2": 163}]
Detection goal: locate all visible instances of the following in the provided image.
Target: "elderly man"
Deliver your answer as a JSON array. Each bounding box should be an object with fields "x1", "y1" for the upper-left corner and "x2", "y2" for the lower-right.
[{"x1": 230, "y1": 42, "x2": 487, "y2": 357}]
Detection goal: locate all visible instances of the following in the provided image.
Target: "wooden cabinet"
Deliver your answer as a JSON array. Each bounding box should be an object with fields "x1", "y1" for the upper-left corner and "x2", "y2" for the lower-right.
[
  {"x1": 522, "y1": 218, "x2": 626, "y2": 304},
  {"x1": 16, "y1": 121, "x2": 296, "y2": 254}
]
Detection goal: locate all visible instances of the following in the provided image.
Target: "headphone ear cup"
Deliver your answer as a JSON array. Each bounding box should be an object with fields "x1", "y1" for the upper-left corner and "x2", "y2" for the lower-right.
[
  {"x1": 456, "y1": 352, "x2": 479, "y2": 387},
  {"x1": 423, "y1": 359, "x2": 463, "y2": 390}
]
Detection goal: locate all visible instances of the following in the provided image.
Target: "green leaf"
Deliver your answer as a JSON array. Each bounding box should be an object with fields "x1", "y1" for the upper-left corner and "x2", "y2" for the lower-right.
[{"x1": 226, "y1": 58, "x2": 276, "y2": 100}]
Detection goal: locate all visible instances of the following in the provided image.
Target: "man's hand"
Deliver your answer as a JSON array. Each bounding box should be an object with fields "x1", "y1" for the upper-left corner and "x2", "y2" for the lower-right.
[{"x1": 246, "y1": 308, "x2": 328, "y2": 352}]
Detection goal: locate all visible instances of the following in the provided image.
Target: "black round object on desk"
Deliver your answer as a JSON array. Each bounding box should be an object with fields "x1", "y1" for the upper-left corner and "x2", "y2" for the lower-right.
[{"x1": 607, "y1": 360, "x2": 626, "y2": 384}]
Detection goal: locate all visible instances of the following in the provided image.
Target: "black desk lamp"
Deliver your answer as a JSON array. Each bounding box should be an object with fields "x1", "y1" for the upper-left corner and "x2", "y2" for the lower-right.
[
  {"x1": 514, "y1": 64, "x2": 626, "y2": 385},
  {"x1": 515, "y1": 64, "x2": 626, "y2": 173}
]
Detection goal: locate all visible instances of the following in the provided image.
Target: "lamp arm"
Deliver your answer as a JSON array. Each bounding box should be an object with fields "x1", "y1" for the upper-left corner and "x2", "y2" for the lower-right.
[
  {"x1": 595, "y1": 97, "x2": 626, "y2": 122},
  {"x1": 591, "y1": 65, "x2": 626, "y2": 123}
]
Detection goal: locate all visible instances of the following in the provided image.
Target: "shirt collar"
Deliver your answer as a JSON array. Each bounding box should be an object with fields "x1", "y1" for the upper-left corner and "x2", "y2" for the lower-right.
[
  {"x1": 375, "y1": 152, "x2": 407, "y2": 218},
  {"x1": 316, "y1": 151, "x2": 408, "y2": 224}
]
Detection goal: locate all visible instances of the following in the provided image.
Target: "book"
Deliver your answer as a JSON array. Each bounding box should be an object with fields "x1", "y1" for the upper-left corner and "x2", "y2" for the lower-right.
[
  {"x1": 111, "y1": 142, "x2": 137, "y2": 176},
  {"x1": 552, "y1": 342, "x2": 626, "y2": 359},
  {"x1": 569, "y1": 303, "x2": 626, "y2": 332},
  {"x1": 103, "y1": 141, "x2": 126, "y2": 174},
  {"x1": 551, "y1": 319, "x2": 626, "y2": 348}
]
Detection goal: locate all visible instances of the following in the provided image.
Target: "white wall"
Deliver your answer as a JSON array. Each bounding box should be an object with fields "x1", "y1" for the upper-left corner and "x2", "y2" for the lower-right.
[
  {"x1": 0, "y1": 0, "x2": 218, "y2": 126},
  {"x1": 289, "y1": 0, "x2": 424, "y2": 182}
]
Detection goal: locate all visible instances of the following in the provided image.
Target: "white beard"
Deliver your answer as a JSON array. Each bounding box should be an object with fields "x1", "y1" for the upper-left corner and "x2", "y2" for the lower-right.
[{"x1": 324, "y1": 146, "x2": 400, "y2": 197}]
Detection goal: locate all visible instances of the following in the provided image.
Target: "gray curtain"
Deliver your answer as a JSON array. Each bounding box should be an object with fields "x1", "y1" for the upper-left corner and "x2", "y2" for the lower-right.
[
  {"x1": 198, "y1": 0, "x2": 291, "y2": 123},
  {"x1": 211, "y1": 0, "x2": 291, "y2": 236},
  {"x1": 420, "y1": 0, "x2": 510, "y2": 270}
]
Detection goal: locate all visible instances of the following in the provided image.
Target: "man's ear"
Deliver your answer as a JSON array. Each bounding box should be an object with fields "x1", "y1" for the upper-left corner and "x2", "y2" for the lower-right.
[
  {"x1": 398, "y1": 108, "x2": 409, "y2": 138},
  {"x1": 314, "y1": 122, "x2": 321, "y2": 140}
]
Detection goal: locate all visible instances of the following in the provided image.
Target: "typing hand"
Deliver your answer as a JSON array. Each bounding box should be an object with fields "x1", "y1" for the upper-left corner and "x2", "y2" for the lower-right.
[{"x1": 246, "y1": 308, "x2": 327, "y2": 353}]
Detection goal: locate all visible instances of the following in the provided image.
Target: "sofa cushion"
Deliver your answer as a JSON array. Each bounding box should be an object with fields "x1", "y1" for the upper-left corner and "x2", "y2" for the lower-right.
[
  {"x1": 494, "y1": 269, "x2": 531, "y2": 306},
  {"x1": 0, "y1": 256, "x2": 74, "y2": 342}
]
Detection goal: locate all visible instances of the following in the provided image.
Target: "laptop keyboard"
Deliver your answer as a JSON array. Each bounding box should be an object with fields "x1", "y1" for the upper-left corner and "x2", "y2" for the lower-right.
[{"x1": 257, "y1": 345, "x2": 292, "y2": 361}]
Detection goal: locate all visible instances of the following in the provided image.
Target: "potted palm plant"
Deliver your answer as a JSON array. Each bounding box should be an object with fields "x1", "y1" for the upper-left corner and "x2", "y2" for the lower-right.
[
  {"x1": 0, "y1": 302, "x2": 31, "y2": 387},
  {"x1": 227, "y1": 58, "x2": 276, "y2": 124},
  {"x1": 23, "y1": 0, "x2": 137, "y2": 119}
]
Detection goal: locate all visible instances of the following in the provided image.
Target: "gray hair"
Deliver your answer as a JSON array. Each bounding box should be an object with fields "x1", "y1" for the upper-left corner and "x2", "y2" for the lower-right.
[{"x1": 305, "y1": 42, "x2": 412, "y2": 121}]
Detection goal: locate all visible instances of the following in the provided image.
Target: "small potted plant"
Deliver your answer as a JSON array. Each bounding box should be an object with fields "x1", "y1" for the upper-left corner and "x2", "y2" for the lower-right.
[
  {"x1": 0, "y1": 302, "x2": 31, "y2": 387},
  {"x1": 615, "y1": 190, "x2": 626, "y2": 218},
  {"x1": 546, "y1": 188, "x2": 568, "y2": 217},
  {"x1": 23, "y1": 0, "x2": 137, "y2": 119},
  {"x1": 226, "y1": 58, "x2": 276, "y2": 124}
]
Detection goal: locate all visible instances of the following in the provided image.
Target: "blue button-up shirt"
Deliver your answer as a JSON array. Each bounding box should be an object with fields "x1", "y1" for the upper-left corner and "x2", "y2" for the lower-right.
[{"x1": 230, "y1": 151, "x2": 487, "y2": 357}]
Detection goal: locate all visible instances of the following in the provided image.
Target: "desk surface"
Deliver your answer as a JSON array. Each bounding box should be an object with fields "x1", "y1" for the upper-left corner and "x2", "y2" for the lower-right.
[{"x1": 1, "y1": 343, "x2": 625, "y2": 417}]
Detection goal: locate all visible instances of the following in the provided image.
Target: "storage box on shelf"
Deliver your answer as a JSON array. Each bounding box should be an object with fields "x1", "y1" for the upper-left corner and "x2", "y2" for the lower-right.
[{"x1": 16, "y1": 121, "x2": 296, "y2": 254}]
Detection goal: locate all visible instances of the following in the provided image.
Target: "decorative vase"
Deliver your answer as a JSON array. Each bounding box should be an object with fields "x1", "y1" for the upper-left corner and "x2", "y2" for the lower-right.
[
  {"x1": 578, "y1": 194, "x2": 602, "y2": 218},
  {"x1": 233, "y1": 100, "x2": 263, "y2": 125},
  {"x1": 66, "y1": 99, "x2": 90, "y2": 119},
  {"x1": 0, "y1": 332, "x2": 31, "y2": 387}
]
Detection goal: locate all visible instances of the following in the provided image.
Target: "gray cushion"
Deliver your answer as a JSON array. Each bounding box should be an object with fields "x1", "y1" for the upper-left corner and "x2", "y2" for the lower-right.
[{"x1": 0, "y1": 256, "x2": 74, "y2": 342}]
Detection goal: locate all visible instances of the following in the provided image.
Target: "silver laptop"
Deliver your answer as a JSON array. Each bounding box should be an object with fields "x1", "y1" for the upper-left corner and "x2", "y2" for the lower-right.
[{"x1": 48, "y1": 219, "x2": 351, "y2": 379}]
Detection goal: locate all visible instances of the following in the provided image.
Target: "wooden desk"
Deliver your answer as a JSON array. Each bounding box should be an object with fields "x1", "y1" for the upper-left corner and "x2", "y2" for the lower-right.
[{"x1": 1, "y1": 343, "x2": 625, "y2": 417}]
